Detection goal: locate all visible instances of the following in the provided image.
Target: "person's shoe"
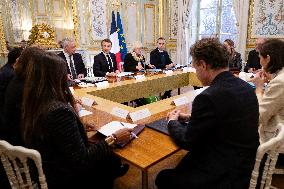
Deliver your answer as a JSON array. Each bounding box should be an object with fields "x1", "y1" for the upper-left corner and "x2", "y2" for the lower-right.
[{"x1": 116, "y1": 163, "x2": 129, "y2": 177}]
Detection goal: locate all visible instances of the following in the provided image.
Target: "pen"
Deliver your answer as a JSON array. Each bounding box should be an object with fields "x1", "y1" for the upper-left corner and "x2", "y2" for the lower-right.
[{"x1": 120, "y1": 122, "x2": 138, "y2": 139}]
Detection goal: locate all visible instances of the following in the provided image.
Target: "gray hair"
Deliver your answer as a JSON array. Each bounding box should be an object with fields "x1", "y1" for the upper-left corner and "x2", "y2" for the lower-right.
[
  {"x1": 131, "y1": 41, "x2": 143, "y2": 51},
  {"x1": 61, "y1": 37, "x2": 75, "y2": 48}
]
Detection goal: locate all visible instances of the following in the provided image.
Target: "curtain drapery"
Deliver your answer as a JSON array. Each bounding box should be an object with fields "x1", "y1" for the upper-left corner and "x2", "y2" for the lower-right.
[
  {"x1": 176, "y1": 0, "x2": 193, "y2": 65},
  {"x1": 232, "y1": 0, "x2": 250, "y2": 60}
]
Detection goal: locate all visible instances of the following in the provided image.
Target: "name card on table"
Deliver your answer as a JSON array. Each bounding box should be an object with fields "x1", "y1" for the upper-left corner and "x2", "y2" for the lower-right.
[
  {"x1": 134, "y1": 74, "x2": 146, "y2": 81},
  {"x1": 81, "y1": 97, "x2": 97, "y2": 107},
  {"x1": 171, "y1": 96, "x2": 189, "y2": 106},
  {"x1": 78, "y1": 109, "x2": 93, "y2": 117},
  {"x1": 164, "y1": 70, "x2": 173, "y2": 75},
  {"x1": 183, "y1": 67, "x2": 196, "y2": 73},
  {"x1": 111, "y1": 107, "x2": 129, "y2": 119},
  {"x1": 129, "y1": 108, "x2": 151, "y2": 122},
  {"x1": 95, "y1": 81, "x2": 109, "y2": 88}
]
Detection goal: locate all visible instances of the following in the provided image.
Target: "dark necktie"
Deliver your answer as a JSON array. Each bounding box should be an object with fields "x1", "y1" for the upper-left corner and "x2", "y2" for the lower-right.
[
  {"x1": 69, "y1": 55, "x2": 77, "y2": 79},
  {"x1": 106, "y1": 54, "x2": 113, "y2": 72}
]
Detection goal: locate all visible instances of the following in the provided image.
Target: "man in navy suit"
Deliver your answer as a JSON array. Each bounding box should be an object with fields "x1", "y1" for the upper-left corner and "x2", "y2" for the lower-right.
[
  {"x1": 155, "y1": 38, "x2": 259, "y2": 189},
  {"x1": 93, "y1": 39, "x2": 119, "y2": 77},
  {"x1": 58, "y1": 38, "x2": 86, "y2": 80}
]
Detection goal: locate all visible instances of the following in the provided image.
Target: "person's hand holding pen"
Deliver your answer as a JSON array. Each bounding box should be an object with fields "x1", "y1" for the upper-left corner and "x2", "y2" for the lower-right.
[
  {"x1": 113, "y1": 127, "x2": 133, "y2": 145},
  {"x1": 120, "y1": 122, "x2": 138, "y2": 139}
]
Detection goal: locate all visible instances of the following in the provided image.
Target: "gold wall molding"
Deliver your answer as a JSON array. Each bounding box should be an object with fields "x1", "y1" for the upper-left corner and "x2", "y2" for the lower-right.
[
  {"x1": 246, "y1": 0, "x2": 256, "y2": 49},
  {"x1": 158, "y1": 0, "x2": 163, "y2": 37},
  {"x1": 0, "y1": 10, "x2": 8, "y2": 54},
  {"x1": 72, "y1": 0, "x2": 79, "y2": 46}
]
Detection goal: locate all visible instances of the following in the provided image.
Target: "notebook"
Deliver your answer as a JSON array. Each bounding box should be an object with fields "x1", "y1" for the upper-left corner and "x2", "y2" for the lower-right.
[{"x1": 146, "y1": 118, "x2": 169, "y2": 135}]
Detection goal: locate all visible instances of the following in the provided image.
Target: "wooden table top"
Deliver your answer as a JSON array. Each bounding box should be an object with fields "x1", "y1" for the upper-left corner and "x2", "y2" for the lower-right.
[{"x1": 75, "y1": 72, "x2": 198, "y2": 170}]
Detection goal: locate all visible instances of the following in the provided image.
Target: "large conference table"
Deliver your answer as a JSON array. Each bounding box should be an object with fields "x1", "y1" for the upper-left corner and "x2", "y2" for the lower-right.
[{"x1": 74, "y1": 70, "x2": 202, "y2": 189}]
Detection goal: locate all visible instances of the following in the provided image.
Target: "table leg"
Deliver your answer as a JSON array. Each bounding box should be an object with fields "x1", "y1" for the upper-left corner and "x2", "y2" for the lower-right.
[{"x1": 142, "y1": 169, "x2": 148, "y2": 189}]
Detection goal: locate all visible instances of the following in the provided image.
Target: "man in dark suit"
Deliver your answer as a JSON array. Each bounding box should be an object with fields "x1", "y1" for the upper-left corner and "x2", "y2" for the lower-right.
[
  {"x1": 93, "y1": 39, "x2": 119, "y2": 77},
  {"x1": 155, "y1": 38, "x2": 259, "y2": 189},
  {"x1": 58, "y1": 38, "x2": 86, "y2": 80},
  {"x1": 244, "y1": 38, "x2": 266, "y2": 72},
  {"x1": 150, "y1": 37, "x2": 174, "y2": 99},
  {"x1": 149, "y1": 37, "x2": 174, "y2": 69}
]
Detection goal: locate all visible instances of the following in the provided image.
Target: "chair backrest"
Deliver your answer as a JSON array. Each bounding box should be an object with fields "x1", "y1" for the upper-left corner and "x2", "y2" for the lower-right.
[
  {"x1": 249, "y1": 123, "x2": 284, "y2": 189},
  {"x1": 86, "y1": 66, "x2": 94, "y2": 77},
  {"x1": 0, "y1": 140, "x2": 48, "y2": 189}
]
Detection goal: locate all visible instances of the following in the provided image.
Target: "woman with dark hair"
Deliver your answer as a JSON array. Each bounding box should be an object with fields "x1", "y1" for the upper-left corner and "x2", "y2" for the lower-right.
[
  {"x1": 223, "y1": 39, "x2": 242, "y2": 71},
  {"x1": 20, "y1": 52, "x2": 131, "y2": 189},
  {"x1": 252, "y1": 39, "x2": 284, "y2": 142}
]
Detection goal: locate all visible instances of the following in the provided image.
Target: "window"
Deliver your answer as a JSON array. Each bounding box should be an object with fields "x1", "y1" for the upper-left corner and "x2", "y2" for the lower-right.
[{"x1": 198, "y1": 0, "x2": 237, "y2": 43}]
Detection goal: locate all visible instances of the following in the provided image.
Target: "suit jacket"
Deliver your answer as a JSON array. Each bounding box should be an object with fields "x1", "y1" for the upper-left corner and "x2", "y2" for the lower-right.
[
  {"x1": 257, "y1": 67, "x2": 284, "y2": 142},
  {"x1": 57, "y1": 52, "x2": 87, "y2": 77},
  {"x1": 93, "y1": 52, "x2": 117, "y2": 77},
  {"x1": 167, "y1": 71, "x2": 259, "y2": 188},
  {"x1": 123, "y1": 53, "x2": 146, "y2": 72},
  {"x1": 150, "y1": 48, "x2": 172, "y2": 69},
  {"x1": 244, "y1": 49, "x2": 261, "y2": 72},
  {"x1": 228, "y1": 52, "x2": 242, "y2": 71}
]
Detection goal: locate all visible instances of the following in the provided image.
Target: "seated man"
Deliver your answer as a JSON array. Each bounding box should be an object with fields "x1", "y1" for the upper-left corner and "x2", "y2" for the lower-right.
[
  {"x1": 244, "y1": 38, "x2": 266, "y2": 72},
  {"x1": 155, "y1": 38, "x2": 259, "y2": 189},
  {"x1": 0, "y1": 47, "x2": 22, "y2": 130},
  {"x1": 150, "y1": 37, "x2": 174, "y2": 99},
  {"x1": 58, "y1": 38, "x2": 87, "y2": 80},
  {"x1": 93, "y1": 39, "x2": 119, "y2": 77}
]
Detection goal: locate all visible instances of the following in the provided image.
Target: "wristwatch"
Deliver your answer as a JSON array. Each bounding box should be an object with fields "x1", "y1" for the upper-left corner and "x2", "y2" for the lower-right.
[{"x1": 105, "y1": 134, "x2": 117, "y2": 146}]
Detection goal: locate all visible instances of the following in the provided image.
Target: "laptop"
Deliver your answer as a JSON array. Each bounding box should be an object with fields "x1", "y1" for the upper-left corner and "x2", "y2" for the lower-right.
[{"x1": 146, "y1": 118, "x2": 169, "y2": 135}]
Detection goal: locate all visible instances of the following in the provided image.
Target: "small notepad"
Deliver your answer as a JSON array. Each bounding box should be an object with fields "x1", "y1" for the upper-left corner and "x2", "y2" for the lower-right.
[{"x1": 98, "y1": 121, "x2": 137, "y2": 136}]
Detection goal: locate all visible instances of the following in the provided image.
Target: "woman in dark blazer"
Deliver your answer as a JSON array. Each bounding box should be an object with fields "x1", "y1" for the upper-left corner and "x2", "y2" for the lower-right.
[
  {"x1": 224, "y1": 39, "x2": 242, "y2": 71},
  {"x1": 124, "y1": 41, "x2": 146, "y2": 72},
  {"x1": 20, "y1": 52, "x2": 132, "y2": 189}
]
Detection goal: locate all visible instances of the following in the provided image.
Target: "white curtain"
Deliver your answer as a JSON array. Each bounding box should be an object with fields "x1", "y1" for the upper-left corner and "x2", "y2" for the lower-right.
[
  {"x1": 232, "y1": 0, "x2": 250, "y2": 60},
  {"x1": 176, "y1": 0, "x2": 193, "y2": 65}
]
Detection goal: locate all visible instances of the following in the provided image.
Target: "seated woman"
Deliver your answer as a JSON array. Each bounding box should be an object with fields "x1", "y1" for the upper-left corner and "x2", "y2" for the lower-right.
[
  {"x1": 223, "y1": 39, "x2": 242, "y2": 72},
  {"x1": 251, "y1": 39, "x2": 284, "y2": 143},
  {"x1": 124, "y1": 41, "x2": 146, "y2": 72},
  {"x1": 20, "y1": 52, "x2": 132, "y2": 189}
]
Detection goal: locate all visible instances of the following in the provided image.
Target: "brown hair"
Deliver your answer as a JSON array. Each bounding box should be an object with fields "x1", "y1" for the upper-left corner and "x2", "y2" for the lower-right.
[
  {"x1": 259, "y1": 39, "x2": 284, "y2": 74},
  {"x1": 157, "y1": 37, "x2": 166, "y2": 43},
  {"x1": 190, "y1": 37, "x2": 229, "y2": 69},
  {"x1": 101, "y1": 38, "x2": 112, "y2": 46},
  {"x1": 21, "y1": 52, "x2": 75, "y2": 144},
  {"x1": 224, "y1": 39, "x2": 235, "y2": 48},
  {"x1": 14, "y1": 47, "x2": 45, "y2": 79}
]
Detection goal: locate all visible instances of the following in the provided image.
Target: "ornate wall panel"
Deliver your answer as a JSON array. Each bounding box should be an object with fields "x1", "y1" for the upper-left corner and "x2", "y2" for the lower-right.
[
  {"x1": 36, "y1": 0, "x2": 47, "y2": 16},
  {"x1": 144, "y1": 4, "x2": 156, "y2": 45},
  {"x1": 126, "y1": 2, "x2": 139, "y2": 45},
  {"x1": 252, "y1": 0, "x2": 284, "y2": 38},
  {"x1": 169, "y1": 0, "x2": 178, "y2": 41},
  {"x1": 90, "y1": 0, "x2": 107, "y2": 41}
]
